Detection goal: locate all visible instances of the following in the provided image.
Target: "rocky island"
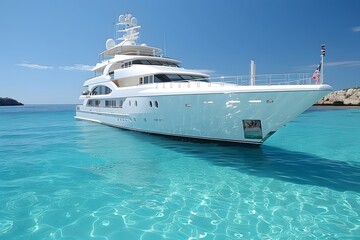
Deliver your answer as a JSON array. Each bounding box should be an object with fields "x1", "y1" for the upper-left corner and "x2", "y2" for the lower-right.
[
  {"x1": 316, "y1": 87, "x2": 360, "y2": 106},
  {"x1": 0, "y1": 97, "x2": 24, "y2": 106}
]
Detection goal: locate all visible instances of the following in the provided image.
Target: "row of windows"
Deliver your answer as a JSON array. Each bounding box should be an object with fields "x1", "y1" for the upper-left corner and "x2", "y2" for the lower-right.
[
  {"x1": 115, "y1": 117, "x2": 164, "y2": 123},
  {"x1": 110, "y1": 59, "x2": 179, "y2": 74},
  {"x1": 87, "y1": 99, "x2": 159, "y2": 108},
  {"x1": 106, "y1": 59, "x2": 180, "y2": 78},
  {"x1": 140, "y1": 75, "x2": 154, "y2": 84},
  {"x1": 105, "y1": 100, "x2": 117, "y2": 107},
  {"x1": 154, "y1": 74, "x2": 208, "y2": 82},
  {"x1": 132, "y1": 59, "x2": 179, "y2": 68},
  {"x1": 150, "y1": 101, "x2": 159, "y2": 108},
  {"x1": 87, "y1": 100, "x2": 101, "y2": 107},
  {"x1": 122, "y1": 62, "x2": 132, "y2": 68},
  {"x1": 139, "y1": 74, "x2": 208, "y2": 85}
]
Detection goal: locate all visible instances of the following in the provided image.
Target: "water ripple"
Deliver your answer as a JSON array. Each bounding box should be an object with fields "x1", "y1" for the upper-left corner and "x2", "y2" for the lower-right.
[{"x1": 0, "y1": 105, "x2": 359, "y2": 239}]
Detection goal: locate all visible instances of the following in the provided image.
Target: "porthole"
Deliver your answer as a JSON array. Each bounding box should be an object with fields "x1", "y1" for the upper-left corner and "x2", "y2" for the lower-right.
[
  {"x1": 155, "y1": 101, "x2": 158, "y2": 108},
  {"x1": 135, "y1": 100, "x2": 138, "y2": 107},
  {"x1": 129, "y1": 100, "x2": 131, "y2": 106},
  {"x1": 149, "y1": 101, "x2": 153, "y2": 107}
]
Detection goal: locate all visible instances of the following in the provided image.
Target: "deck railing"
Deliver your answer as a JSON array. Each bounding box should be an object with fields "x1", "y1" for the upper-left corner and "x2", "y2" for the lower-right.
[
  {"x1": 155, "y1": 73, "x2": 317, "y2": 89},
  {"x1": 210, "y1": 73, "x2": 314, "y2": 86}
]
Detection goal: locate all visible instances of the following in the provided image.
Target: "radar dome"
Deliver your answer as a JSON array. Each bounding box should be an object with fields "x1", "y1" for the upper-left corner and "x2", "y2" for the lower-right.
[
  {"x1": 131, "y1": 17, "x2": 137, "y2": 25},
  {"x1": 119, "y1": 15, "x2": 125, "y2": 23},
  {"x1": 106, "y1": 39, "x2": 115, "y2": 50}
]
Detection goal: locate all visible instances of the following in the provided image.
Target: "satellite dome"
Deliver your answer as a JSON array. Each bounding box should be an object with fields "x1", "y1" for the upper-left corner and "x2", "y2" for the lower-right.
[
  {"x1": 106, "y1": 39, "x2": 115, "y2": 50},
  {"x1": 131, "y1": 17, "x2": 137, "y2": 25}
]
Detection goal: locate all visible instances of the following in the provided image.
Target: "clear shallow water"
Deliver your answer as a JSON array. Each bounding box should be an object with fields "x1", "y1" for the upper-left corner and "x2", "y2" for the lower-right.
[{"x1": 0, "y1": 105, "x2": 359, "y2": 239}]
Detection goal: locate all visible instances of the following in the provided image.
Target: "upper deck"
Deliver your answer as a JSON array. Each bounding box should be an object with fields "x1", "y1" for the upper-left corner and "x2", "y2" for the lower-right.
[
  {"x1": 99, "y1": 14, "x2": 162, "y2": 58},
  {"x1": 101, "y1": 43, "x2": 161, "y2": 57},
  {"x1": 93, "y1": 13, "x2": 176, "y2": 73}
]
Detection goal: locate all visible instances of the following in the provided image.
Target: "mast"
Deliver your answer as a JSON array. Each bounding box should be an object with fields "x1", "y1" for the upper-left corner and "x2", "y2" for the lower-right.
[
  {"x1": 320, "y1": 44, "x2": 325, "y2": 84},
  {"x1": 116, "y1": 13, "x2": 140, "y2": 46},
  {"x1": 250, "y1": 60, "x2": 256, "y2": 86}
]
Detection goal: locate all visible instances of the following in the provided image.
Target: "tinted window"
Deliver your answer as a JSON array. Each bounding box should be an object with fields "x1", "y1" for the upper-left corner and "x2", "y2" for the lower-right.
[
  {"x1": 132, "y1": 59, "x2": 179, "y2": 67},
  {"x1": 91, "y1": 85, "x2": 112, "y2": 95},
  {"x1": 154, "y1": 74, "x2": 171, "y2": 83},
  {"x1": 167, "y1": 75, "x2": 184, "y2": 81},
  {"x1": 154, "y1": 74, "x2": 208, "y2": 83}
]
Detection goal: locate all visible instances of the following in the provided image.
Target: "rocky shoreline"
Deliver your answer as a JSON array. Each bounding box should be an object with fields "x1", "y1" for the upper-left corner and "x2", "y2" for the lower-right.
[
  {"x1": 315, "y1": 87, "x2": 360, "y2": 106},
  {"x1": 0, "y1": 97, "x2": 23, "y2": 106}
]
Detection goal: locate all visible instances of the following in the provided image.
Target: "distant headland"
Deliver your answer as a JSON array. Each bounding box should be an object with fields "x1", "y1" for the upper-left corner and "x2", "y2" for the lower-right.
[
  {"x1": 0, "y1": 97, "x2": 24, "y2": 106},
  {"x1": 315, "y1": 87, "x2": 360, "y2": 106}
]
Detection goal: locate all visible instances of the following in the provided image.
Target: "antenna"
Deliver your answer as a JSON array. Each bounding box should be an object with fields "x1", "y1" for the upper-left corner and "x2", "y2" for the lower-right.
[
  {"x1": 163, "y1": 32, "x2": 167, "y2": 56},
  {"x1": 113, "y1": 22, "x2": 116, "y2": 43},
  {"x1": 116, "y1": 13, "x2": 141, "y2": 46}
]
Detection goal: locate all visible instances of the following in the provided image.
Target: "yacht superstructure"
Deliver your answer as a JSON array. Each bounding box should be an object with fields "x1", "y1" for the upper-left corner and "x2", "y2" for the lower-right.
[{"x1": 75, "y1": 14, "x2": 332, "y2": 145}]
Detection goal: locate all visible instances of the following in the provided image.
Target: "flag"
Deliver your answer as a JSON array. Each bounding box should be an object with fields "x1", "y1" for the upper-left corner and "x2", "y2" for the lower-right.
[
  {"x1": 312, "y1": 63, "x2": 321, "y2": 84},
  {"x1": 312, "y1": 69, "x2": 319, "y2": 83}
]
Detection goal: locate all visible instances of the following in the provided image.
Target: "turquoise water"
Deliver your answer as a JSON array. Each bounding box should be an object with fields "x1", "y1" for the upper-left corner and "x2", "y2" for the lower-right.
[{"x1": 0, "y1": 105, "x2": 359, "y2": 239}]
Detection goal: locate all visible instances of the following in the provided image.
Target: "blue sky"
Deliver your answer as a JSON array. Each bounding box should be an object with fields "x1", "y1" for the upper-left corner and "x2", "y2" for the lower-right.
[{"x1": 0, "y1": 0, "x2": 359, "y2": 104}]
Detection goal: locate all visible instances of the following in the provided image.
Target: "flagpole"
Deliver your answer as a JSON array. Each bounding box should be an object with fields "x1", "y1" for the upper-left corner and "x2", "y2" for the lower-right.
[{"x1": 320, "y1": 44, "x2": 325, "y2": 84}]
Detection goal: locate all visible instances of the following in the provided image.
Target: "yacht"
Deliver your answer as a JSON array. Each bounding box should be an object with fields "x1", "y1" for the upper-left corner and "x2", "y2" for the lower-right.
[{"x1": 75, "y1": 13, "x2": 332, "y2": 145}]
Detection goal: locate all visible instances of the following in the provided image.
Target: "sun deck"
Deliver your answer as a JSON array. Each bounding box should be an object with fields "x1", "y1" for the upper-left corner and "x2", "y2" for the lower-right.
[{"x1": 101, "y1": 44, "x2": 162, "y2": 57}]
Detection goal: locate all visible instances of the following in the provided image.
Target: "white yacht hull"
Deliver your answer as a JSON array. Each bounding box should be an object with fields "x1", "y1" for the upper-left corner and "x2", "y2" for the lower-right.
[{"x1": 75, "y1": 84, "x2": 331, "y2": 145}]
